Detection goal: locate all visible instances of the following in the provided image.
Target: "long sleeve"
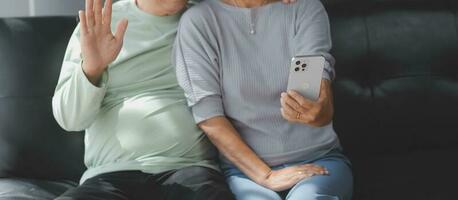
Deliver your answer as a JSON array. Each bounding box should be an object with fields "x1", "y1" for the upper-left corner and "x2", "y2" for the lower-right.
[
  {"x1": 173, "y1": 12, "x2": 224, "y2": 124},
  {"x1": 294, "y1": 0, "x2": 336, "y2": 81},
  {"x1": 52, "y1": 25, "x2": 109, "y2": 132}
]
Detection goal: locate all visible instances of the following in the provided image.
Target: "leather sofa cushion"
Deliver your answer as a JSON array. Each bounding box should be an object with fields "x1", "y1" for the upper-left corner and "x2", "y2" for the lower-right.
[
  {"x1": 352, "y1": 147, "x2": 458, "y2": 200},
  {"x1": 0, "y1": 17, "x2": 85, "y2": 181},
  {"x1": 0, "y1": 178, "x2": 76, "y2": 200},
  {"x1": 327, "y1": 0, "x2": 458, "y2": 158}
]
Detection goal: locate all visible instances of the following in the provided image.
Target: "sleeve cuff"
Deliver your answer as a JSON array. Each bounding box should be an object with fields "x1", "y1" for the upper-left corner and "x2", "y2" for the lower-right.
[
  {"x1": 322, "y1": 60, "x2": 335, "y2": 81},
  {"x1": 77, "y1": 61, "x2": 108, "y2": 89},
  {"x1": 76, "y1": 61, "x2": 109, "y2": 91},
  {"x1": 191, "y1": 96, "x2": 225, "y2": 124}
]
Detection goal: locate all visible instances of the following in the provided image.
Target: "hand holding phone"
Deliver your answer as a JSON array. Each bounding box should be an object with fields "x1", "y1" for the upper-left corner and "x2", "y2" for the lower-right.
[{"x1": 287, "y1": 55, "x2": 325, "y2": 101}]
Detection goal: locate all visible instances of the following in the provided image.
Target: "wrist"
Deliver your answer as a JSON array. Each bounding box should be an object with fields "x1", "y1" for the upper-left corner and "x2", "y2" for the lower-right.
[
  {"x1": 257, "y1": 168, "x2": 273, "y2": 187},
  {"x1": 82, "y1": 62, "x2": 106, "y2": 86}
]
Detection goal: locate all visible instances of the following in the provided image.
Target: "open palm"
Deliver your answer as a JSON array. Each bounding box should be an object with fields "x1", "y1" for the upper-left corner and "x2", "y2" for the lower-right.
[{"x1": 79, "y1": 0, "x2": 128, "y2": 81}]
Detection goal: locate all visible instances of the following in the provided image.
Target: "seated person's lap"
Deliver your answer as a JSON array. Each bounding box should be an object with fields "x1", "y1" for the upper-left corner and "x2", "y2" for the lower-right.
[
  {"x1": 56, "y1": 166, "x2": 234, "y2": 200},
  {"x1": 226, "y1": 156, "x2": 353, "y2": 200}
]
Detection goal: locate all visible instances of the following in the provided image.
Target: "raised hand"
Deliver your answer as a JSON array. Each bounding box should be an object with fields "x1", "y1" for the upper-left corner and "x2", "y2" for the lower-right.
[
  {"x1": 261, "y1": 164, "x2": 328, "y2": 192},
  {"x1": 79, "y1": 0, "x2": 128, "y2": 85}
]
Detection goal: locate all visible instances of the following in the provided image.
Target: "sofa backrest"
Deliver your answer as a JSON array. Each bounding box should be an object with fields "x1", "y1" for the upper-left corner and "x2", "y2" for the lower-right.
[
  {"x1": 0, "y1": 0, "x2": 457, "y2": 182},
  {"x1": 0, "y1": 17, "x2": 85, "y2": 181},
  {"x1": 327, "y1": 0, "x2": 458, "y2": 158}
]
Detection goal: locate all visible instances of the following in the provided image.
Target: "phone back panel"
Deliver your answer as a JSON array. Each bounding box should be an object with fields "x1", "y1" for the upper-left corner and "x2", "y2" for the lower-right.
[{"x1": 287, "y1": 56, "x2": 325, "y2": 101}]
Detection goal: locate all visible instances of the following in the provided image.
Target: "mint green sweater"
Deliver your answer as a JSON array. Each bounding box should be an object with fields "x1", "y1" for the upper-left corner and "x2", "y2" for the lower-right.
[{"x1": 52, "y1": 0, "x2": 217, "y2": 184}]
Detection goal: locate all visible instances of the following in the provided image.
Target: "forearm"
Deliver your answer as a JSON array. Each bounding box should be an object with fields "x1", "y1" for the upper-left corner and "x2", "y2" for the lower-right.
[
  {"x1": 52, "y1": 62, "x2": 107, "y2": 131},
  {"x1": 199, "y1": 116, "x2": 271, "y2": 184}
]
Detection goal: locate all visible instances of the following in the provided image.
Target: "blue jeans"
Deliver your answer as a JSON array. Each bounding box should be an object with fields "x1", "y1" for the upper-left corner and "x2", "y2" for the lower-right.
[{"x1": 222, "y1": 150, "x2": 353, "y2": 200}]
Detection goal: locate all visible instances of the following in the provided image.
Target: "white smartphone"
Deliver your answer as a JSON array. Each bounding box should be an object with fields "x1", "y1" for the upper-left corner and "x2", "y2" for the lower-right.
[{"x1": 287, "y1": 55, "x2": 325, "y2": 101}]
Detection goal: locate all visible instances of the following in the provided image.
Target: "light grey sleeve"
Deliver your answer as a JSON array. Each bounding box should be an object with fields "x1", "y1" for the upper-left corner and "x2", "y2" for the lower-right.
[
  {"x1": 52, "y1": 25, "x2": 108, "y2": 132},
  {"x1": 294, "y1": 0, "x2": 336, "y2": 81},
  {"x1": 173, "y1": 12, "x2": 224, "y2": 124}
]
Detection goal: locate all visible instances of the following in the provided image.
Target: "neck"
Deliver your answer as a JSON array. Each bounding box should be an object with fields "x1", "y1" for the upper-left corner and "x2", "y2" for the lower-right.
[
  {"x1": 135, "y1": 0, "x2": 185, "y2": 16},
  {"x1": 224, "y1": 0, "x2": 273, "y2": 8}
]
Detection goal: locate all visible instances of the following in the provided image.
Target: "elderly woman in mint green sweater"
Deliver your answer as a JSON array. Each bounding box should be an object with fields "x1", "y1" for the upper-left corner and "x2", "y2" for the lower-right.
[
  {"x1": 52, "y1": 0, "x2": 297, "y2": 199},
  {"x1": 52, "y1": 0, "x2": 234, "y2": 199},
  {"x1": 174, "y1": 0, "x2": 353, "y2": 199}
]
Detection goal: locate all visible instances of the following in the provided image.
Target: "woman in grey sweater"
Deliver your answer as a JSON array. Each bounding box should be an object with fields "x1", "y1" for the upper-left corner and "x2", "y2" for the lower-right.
[{"x1": 174, "y1": 0, "x2": 353, "y2": 199}]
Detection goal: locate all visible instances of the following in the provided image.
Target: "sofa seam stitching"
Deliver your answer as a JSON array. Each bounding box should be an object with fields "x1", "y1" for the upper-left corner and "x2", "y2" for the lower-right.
[{"x1": 362, "y1": 4, "x2": 378, "y2": 130}]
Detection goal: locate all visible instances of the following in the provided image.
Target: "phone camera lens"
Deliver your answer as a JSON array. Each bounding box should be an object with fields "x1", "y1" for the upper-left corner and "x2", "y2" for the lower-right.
[
  {"x1": 302, "y1": 64, "x2": 307, "y2": 68},
  {"x1": 295, "y1": 67, "x2": 300, "y2": 72},
  {"x1": 296, "y1": 61, "x2": 301, "y2": 65}
]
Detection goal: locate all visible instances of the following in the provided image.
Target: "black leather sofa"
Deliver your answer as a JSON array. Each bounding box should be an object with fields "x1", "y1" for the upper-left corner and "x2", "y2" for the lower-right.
[{"x1": 0, "y1": 0, "x2": 457, "y2": 199}]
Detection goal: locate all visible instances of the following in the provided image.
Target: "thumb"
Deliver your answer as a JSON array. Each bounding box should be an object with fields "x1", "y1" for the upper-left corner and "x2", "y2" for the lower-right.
[{"x1": 114, "y1": 18, "x2": 128, "y2": 42}]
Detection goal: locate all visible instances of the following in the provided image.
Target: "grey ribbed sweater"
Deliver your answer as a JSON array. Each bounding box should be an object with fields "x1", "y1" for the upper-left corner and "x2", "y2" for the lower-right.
[{"x1": 174, "y1": 0, "x2": 340, "y2": 166}]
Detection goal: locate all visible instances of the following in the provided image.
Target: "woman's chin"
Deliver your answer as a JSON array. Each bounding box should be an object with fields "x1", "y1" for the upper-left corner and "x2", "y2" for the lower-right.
[{"x1": 165, "y1": 7, "x2": 186, "y2": 15}]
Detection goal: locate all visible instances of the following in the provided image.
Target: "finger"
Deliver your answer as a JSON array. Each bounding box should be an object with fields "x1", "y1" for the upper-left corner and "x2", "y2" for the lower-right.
[
  {"x1": 313, "y1": 165, "x2": 329, "y2": 174},
  {"x1": 280, "y1": 95, "x2": 298, "y2": 113},
  {"x1": 287, "y1": 165, "x2": 322, "y2": 177},
  {"x1": 306, "y1": 164, "x2": 326, "y2": 171},
  {"x1": 294, "y1": 173, "x2": 313, "y2": 182},
  {"x1": 78, "y1": 11, "x2": 88, "y2": 35},
  {"x1": 281, "y1": 102, "x2": 300, "y2": 120},
  {"x1": 285, "y1": 172, "x2": 307, "y2": 183},
  {"x1": 321, "y1": 168, "x2": 330, "y2": 175},
  {"x1": 281, "y1": 108, "x2": 297, "y2": 123},
  {"x1": 94, "y1": 0, "x2": 103, "y2": 25},
  {"x1": 287, "y1": 90, "x2": 315, "y2": 109},
  {"x1": 282, "y1": 92, "x2": 309, "y2": 113},
  {"x1": 306, "y1": 165, "x2": 328, "y2": 175},
  {"x1": 114, "y1": 19, "x2": 128, "y2": 42},
  {"x1": 301, "y1": 169, "x2": 322, "y2": 176},
  {"x1": 299, "y1": 164, "x2": 325, "y2": 173},
  {"x1": 103, "y1": 0, "x2": 112, "y2": 27},
  {"x1": 85, "y1": 0, "x2": 95, "y2": 26},
  {"x1": 282, "y1": 98, "x2": 316, "y2": 123},
  {"x1": 310, "y1": 167, "x2": 327, "y2": 175}
]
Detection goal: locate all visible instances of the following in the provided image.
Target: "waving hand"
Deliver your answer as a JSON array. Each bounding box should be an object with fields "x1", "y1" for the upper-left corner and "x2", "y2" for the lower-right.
[{"x1": 79, "y1": 0, "x2": 128, "y2": 85}]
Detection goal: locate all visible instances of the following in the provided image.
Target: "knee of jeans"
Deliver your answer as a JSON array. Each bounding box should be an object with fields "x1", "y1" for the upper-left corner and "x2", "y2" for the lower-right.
[
  {"x1": 227, "y1": 177, "x2": 282, "y2": 200},
  {"x1": 287, "y1": 192, "x2": 340, "y2": 200},
  {"x1": 286, "y1": 183, "x2": 343, "y2": 200},
  {"x1": 233, "y1": 189, "x2": 282, "y2": 200}
]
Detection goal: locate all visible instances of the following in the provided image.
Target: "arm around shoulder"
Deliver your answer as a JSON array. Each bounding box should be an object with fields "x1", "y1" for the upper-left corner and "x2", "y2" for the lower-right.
[{"x1": 173, "y1": 10, "x2": 274, "y2": 185}]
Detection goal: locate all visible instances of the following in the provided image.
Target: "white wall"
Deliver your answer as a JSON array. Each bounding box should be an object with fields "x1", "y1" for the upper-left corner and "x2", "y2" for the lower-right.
[
  {"x1": 0, "y1": 0, "x2": 85, "y2": 17},
  {"x1": 0, "y1": 0, "x2": 29, "y2": 17}
]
